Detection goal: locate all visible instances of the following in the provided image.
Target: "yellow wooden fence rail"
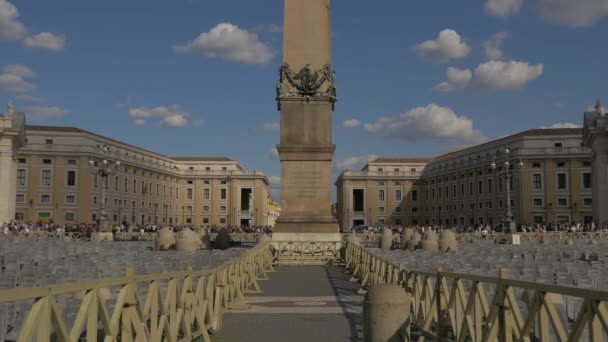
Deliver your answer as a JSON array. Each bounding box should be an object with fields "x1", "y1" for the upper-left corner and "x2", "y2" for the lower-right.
[
  {"x1": 0, "y1": 243, "x2": 274, "y2": 342},
  {"x1": 344, "y1": 242, "x2": 608, "y2": 342}
]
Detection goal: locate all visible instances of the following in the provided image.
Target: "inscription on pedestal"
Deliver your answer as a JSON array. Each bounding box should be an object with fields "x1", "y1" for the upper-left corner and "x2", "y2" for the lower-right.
[{"x1": 284, "y1": 166, "x2": 323, "y2": 200}]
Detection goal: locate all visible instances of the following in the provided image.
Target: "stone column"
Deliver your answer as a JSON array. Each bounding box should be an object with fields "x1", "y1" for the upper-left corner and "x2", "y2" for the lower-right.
[
  {"x1": 273, "y1": 0, "x2": 339, "y2": 241},
  {"x1": 0, "y1": 137, "x2": 17, "y2": 223},
  {"x1": 0, "y1": 103, "x2": 25, "y2": 223},
  {"x1": 583, "y1": 100, "x2": 608, "y2": 227}
]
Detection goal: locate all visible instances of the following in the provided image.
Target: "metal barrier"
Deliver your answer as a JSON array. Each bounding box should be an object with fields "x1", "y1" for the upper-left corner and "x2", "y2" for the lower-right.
[
  {"x1": 0, "y1": 232, "x2": 86, "y2": 240},
  {"x1": 0, "y1": 243, "x2": 274, "y2": 341},
  {"x1": 344, "y1": 242, "x2": 608, "y2": 341},
  {"x1": 343, "y1": 231, "x2": 608, "y2": 247},
  {"x1": 113, "y1": 232, "x2": 157, "y2": 241},
  {"x1": 273, "y1": 241, "x2": 341, "y2": 265}
]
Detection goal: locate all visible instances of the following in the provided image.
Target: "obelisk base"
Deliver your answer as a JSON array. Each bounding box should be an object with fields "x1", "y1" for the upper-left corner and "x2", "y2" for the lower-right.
[
  {"x1": 273, "y1": 215, "x2": 340, "y2": 242},
  {"x1": 272, "y1": 220, "x2": 342, "y2": 263}
]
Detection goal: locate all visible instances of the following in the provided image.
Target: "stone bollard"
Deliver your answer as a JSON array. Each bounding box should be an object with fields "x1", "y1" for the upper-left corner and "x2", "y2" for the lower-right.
[
  {"x1": 364, "y1": 284, "x2": 411, "y2": 342},
  {"x1": 590, "y1": 239, "x2": 598, "y2": 246},
  {"x1": 438, "y1": 230, "x2": 458, "y2": 252},
  {"x1": 215, "y1": 228, "x2": 231, "y2": 250},
  {"x1": 198, "y1": 229, "x2": 212, "y2": 250},
  {"x1": 347, "y1": 234, "x2": 361, "y2": 246},
  {"x1": 155, "y1": 228, "x2": 176, "y2": 251},
  {"x1": 400, "y1": 229, "x2": 413, "y2": 250},
  {"x1": 565, "y1": 239, "x2": 574, "y2": 246},
  {"x1": 407, "y1": 233, "x2": 421, "y2": 251},
  {"x1": 176, "y1": 229, "x2": 200, "y2": 251},
  {"x1": 419, "y1": 231, "x2": 439, "y2": 252},
  {"x1": 257, "y1": 233, "x2": 272, "y2": 245},
  {"x1": 380, "y1": 229, "x2": 393, "y2": 251}
]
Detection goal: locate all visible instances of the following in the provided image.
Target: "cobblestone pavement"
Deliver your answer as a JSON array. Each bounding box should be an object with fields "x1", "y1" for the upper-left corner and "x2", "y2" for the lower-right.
[{"x1": 209, "y1": 265, "x2": 364, "y2": 342}]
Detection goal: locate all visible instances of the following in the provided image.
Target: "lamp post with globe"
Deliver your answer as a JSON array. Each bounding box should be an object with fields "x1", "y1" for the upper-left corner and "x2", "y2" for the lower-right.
[
  {"x1": 89, "y1": 145, "x2": 121, "y2": 235},
  {"x1": 491, "y1": 147, "x2": 523, "y2": 233}
]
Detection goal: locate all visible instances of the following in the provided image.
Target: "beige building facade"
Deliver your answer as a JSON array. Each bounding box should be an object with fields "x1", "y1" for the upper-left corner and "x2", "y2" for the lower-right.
[
  {"x1": 335, "y1": 158, "x2": 431, "y2": 228},
  {"x1": 335, "y1": 128, "x2": 593, "y2": 229},
  {"x1": 14, "y1": 126, "x2": 270, "y2": 227}
]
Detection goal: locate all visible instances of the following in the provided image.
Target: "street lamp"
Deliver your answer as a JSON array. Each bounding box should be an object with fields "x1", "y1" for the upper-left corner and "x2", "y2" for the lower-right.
[
  {"x1": 89, "y1": 145, "x2": 121, "y2": 232},
  {"x1": 490, "y1": 147, "x2": 523, "y2": 233}
]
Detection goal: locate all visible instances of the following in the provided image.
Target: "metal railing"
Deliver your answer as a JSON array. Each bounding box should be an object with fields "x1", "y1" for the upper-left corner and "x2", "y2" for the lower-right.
[
  {"x1": 344, "y1": 242, "x2": 608, "y2": 341},
  {"x1": 3, "y1": 231, "x2": 607, "y2": 245},
  {"x1": 0, "y1": 243, "x2": 274, "y2": 341},
  {"x1": 273, "y1": 241, "x2": 341, "y2": 265},
  {"x1": 342, "y1": 231, "x2": 608, "y2": 246}
]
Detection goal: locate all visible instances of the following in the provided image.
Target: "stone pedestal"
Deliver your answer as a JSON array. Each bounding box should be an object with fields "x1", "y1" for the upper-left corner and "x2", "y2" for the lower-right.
[
  {"x1": 274, "y1": 0, "x2": 339, "y2": 239},
  {"x1": 92, "y1": 232, "x2": 113, "y2": 242},
  {"x1": 583, "y1": 101, "x2": 608, "y2": 226}
]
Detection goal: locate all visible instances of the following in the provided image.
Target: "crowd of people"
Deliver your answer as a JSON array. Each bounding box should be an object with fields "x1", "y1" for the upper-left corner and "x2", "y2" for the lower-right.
[
  {"x1": 0, "y1": 221, "x2": 274, "y2": 237},
  {"x1": 2, "y1": 220, "x2": 606, "y2": 237},
  {"x1": 343, "y1": 221, "x2": 606, "y2": 235}
]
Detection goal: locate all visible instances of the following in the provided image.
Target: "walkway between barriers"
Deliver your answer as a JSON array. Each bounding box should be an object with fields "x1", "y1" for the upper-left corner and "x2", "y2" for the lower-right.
[{"x1": 209, "y1": 265, "x2": 363, "y2": 342}]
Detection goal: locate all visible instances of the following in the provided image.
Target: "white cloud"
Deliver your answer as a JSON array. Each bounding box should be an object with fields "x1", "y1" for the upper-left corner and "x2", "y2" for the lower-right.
[
  {"x1": 413, "y1": 29, "x2": 471, "y2": 64},
  {"x1": 433, "y1": 67, "x2": 472, "y2": 92},
  {"x1": 174, "y1": 23, "x2": 273, "y2": 65},
  {"x1": 484, "y1": 32, "x2": 509, "y2": 60},
  {"x1": 364, "y1": 104, "x2": 486, "y2": 145},
  {"x1": 160, "y1": 114, "x2": 188, "y2": 128},
  {"x1": 0, "y1": 64, "x2": 37, "y2": 93},
  {"x1": 3, "y1": 64, "x2": 37, "y2": 78},
  {"x1": 484, "y1": 0, "x2": 524, "y2": 17},
  {"x1": 434, "y1": 60, "x2": 543, "y2": 92},
  {"x1": 23, "y1": 32, "x2": 65, "y2": 51},
  {"x1": 342, "y1": 119, "x2": 360, "y2": 128},
  {"x1": 0, "y1": 0, "x2": 26, "y2": 41},
  {"x1": 538, "y1": 0, "x2": 608, "y2": 27},
  {"x1": 473, "y1": 60, "x2": 543, "y2": 90},
  {"x1": 128, "y1": 105, "x2": 201, "y2": 128},
  {"x1": 270, "y1": 146, "x2": 280, "y2": 160},
  {"x1": 24, "y1": 105, "x2": 69, "y2": 121},
  {"x1": 540, "y1": 122, "x2": 581, "y2": 129},
  {"x1": 333, "y1": 154, "x2": 379, "y2": 172},
  {"x1": 268, "y1": 175, "x2": 281, "y2": 185},
  {"x1": 254, "y1": 122, "x2": 280, "y2": 132}
]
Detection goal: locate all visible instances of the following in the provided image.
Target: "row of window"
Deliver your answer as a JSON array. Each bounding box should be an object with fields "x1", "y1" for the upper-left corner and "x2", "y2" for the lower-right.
[
  {"x1": 425, "y1": 172, "x2": 591, "y2": 203},
  {"x1": 186, "y1": 188, "x2": 227, "y2": 200},
  {"x1": 532, "y1": 173, "x2": 592, "y2": 190},
  {"x1": 428, "y1": 159, "x2": 590, "y2": 179},
  {"x1": 14, "y1": 210, "x2": 231, "y2": 225},
  {"x1": 365, "y1": 196, "x2": 593, "y2": 218},
  {"x1": 376, "y1": 189, "x2": 418, "y2": 202},
  {"x1": 532, "y1": 197, "x2": 592, "y2": 208}
]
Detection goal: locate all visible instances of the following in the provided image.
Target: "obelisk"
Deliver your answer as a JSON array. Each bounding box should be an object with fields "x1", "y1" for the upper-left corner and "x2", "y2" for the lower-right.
[{"x1": 273, "y1": 0, "x2": 340, "y2": 241}]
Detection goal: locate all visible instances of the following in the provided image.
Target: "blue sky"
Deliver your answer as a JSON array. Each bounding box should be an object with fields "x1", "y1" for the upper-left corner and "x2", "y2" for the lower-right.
[{"x1": 1, "y1": 0, "x2": 607, "y2": 201}]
